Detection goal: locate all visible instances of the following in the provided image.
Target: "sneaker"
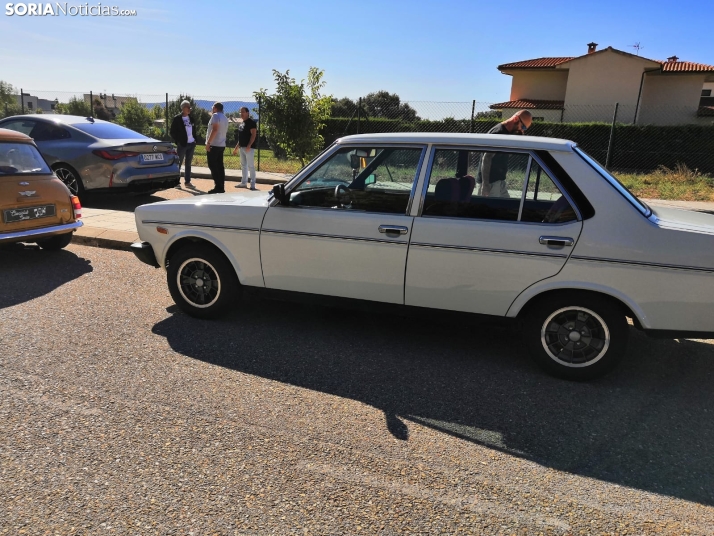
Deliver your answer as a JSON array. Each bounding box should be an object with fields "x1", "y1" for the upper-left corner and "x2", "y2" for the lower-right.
[
  {"x1": 236, "y1": 183, "x2": 248, "y2": 188},
  {"x1": 207, "y1": 188, "x2": 225, "y2": 194},
  {"x1": 185, "y1": 182, "x2": 197, "y2": 190}
]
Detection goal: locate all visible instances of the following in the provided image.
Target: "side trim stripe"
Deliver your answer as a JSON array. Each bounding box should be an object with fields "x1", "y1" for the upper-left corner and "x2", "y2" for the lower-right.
[
  {"x1": 411, "y1": 242, "x2": 568, "y2": 259},
  {"x1": 141, "y1": 220, "x2": 259, "y2": 232},
  {"x1": 261, "y1": 228, "x2": 408, "y2": 245},
  {"x1": 571, "y1": 255, "x2": 714, "y2": 273}
]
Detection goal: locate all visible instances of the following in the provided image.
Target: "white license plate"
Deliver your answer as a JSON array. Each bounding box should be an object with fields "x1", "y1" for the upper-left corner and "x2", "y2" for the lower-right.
[{"x1": 142, "y1": 153, "x2": 164, "y2": 162}]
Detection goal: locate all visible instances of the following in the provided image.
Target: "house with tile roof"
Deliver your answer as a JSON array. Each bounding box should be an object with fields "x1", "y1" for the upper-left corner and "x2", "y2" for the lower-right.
[{"x1": 492, "y1": 43, "x2": 714, "y2": 125}]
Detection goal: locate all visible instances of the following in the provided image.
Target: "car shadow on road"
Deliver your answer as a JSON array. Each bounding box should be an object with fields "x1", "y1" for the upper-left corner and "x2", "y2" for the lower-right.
[
  {"x1": 152, "y1": 298, "x2": 714, "y2": 506},
  {"x1": 0, "y1": 245, "x2": 93, "y2": 309}
]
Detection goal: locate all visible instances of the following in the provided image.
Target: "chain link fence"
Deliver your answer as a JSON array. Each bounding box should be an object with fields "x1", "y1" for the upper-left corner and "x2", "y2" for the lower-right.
[{"x1": 3, "y1": 90, "x2": 713, "y2": 176}]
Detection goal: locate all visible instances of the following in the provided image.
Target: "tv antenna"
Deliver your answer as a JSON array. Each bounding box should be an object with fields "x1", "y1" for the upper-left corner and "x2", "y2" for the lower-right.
[{"x1": 630, "y1": 42, "x2": 643, "y2": 55}]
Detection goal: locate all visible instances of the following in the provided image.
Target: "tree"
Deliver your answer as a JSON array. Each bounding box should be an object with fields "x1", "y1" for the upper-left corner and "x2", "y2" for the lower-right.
[
  {"x1": 116, "y1": 97, "x2": 152, "y2": 133},
  {"x1": 167, "y1": 95, "x2": 211, "y2": 127},
  {"x1": 0, "y1": 81, "x2": 20, "y2": 119},
  {"x1": 151, "y1": 104, "x2": 164, "y2": 120},
  {"x1": 55, "y1": 96, "x2": 91, "y2": 117},
  {"x1": 331, "y1": 97, "x2": 357, "y2": 118},
  {"x1": 361, "y1": 91, "x2": 419, "y2": 121},
  {"x1": 255, "y1": 67, "x2": 332, "y2": 165}
]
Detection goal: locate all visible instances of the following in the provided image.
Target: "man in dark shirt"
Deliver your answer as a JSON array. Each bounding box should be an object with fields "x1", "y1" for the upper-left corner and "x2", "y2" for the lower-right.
[
  {"x1": 478, "y1": 110, "x2": 532, "y2": 197},
  {"x1": 232, "y1": 107, "x2": 258, "y2": 190},
  {"x1": 169, "y1": 100, "x2": 197, "y2": 189}
]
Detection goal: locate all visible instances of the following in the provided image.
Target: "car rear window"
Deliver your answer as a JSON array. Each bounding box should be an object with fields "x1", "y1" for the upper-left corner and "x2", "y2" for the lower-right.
[
  {"x1": 0, "y1": 142, "x2": 51, "y2": 175},
  {"x1": 70, "y1": 122, "x2": 150, "y2": 140}
]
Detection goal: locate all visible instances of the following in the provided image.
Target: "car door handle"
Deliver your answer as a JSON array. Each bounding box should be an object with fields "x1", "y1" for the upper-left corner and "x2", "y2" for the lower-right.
[
  {"x1": 378, "y1": 225, "x2": 409, "y2": 235},
  {"x1": 539, "y1": 236, "x2": 574, "y2": 247}
]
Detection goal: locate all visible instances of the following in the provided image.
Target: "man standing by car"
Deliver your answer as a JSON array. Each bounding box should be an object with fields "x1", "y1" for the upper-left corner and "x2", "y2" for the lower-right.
[
  {"x1": 169, "y1": 100, "x2": 197, "y2": 189},
  {"x1": 232, "y1": 107, "x2": 258, "y2": 190},
  {"x1": 206, "y1": 102, "x2": 228, "y2": 194},
  {"x1": 478, "y1": 110, "x2": 533, "y2": 197}
]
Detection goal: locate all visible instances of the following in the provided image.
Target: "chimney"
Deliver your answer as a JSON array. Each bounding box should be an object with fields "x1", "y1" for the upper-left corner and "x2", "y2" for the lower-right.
[
  {"x1": 587, "y1": 42, "x2": 598, "y2": 54},
  {"x1": 667, "y1": 55, "x2": 679, "y2": 63}
]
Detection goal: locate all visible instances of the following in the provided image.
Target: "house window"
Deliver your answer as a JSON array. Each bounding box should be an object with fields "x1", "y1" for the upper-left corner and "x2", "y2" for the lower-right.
[
  {"x1": 26, "y1": 102, "x2": 33, "y2": 110},
  {"x1": 703, "y1": 90, "x2": 712, "y2": 97}
]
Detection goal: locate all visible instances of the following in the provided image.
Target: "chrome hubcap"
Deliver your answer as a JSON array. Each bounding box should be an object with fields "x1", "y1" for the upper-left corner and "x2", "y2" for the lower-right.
[
  {"x1": 177, "y1": 258, "x2": 221, "y2": 308},
  {"x1": 541, "y1": 307, "x2": 610, "y2": 368}
]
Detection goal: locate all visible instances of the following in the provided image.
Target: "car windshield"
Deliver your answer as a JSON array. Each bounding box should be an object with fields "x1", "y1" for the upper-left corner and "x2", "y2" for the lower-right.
[
  {"x1": 573, "y1": 146, "x2": 651, "y2": 217},
  {"x1": 0, "y1": 142, "x2": 51, "y2": 175},
  {"x1": 70, "y1": 121, "x2": 150, "y2": 140}
]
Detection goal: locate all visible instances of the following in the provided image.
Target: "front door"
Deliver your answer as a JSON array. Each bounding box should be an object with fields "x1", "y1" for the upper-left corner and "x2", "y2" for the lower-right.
[
  {"x1": 261, "y1": 144, "x2": 426, "y2": 304},
  {"x1": 405, "y1": 148, "x2": 583, "y2": 316}
]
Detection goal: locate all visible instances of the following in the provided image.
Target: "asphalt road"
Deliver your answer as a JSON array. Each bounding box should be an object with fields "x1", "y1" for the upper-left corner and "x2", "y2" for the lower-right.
[{"x1": 1, "y1": 244, "x2": 714, "y2": 534}]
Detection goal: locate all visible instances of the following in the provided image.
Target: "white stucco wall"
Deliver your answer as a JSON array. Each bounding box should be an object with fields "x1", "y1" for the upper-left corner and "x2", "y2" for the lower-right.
[
  {"x1": 507, "y1": 70, "x2": 568, "y2": 101},
  {"x1": 638, "y1": 73, "x2": 706, "y2": 125},
  {"x1": 560, "y1": 50, "x2": 659, "y2": 122}
]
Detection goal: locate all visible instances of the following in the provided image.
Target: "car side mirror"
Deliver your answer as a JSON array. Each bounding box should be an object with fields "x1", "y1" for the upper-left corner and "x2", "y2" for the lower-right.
[{"x1": 272, "y1": 183, "x2": 289, "y2": 205}]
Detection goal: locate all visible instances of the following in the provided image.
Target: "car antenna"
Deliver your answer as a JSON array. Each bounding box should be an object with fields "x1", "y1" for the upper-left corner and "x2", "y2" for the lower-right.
[{"x1": 86, "y1": 116, "x2": 95, "y2": 123}]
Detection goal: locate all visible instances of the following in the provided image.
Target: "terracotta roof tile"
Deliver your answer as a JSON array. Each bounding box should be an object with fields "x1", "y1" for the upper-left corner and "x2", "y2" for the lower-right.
[
  {"x1": 497, "y1": 57, "x2": 573, "y2": 70},
  {"x1": 489, "y1": 99, "x2": 565, "y2": 110},
  {"x1": 662, "y1": 61, "x2": 714, "y2": 72}
]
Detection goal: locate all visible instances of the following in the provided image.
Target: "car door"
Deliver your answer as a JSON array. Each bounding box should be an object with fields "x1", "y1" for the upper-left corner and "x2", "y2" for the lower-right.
[
  {"x1": 260, "y1": 144, "x2": 426, "y2": 304},
  {"x1": 405, "y1": 147, "x2": 583, "y2": 316}
]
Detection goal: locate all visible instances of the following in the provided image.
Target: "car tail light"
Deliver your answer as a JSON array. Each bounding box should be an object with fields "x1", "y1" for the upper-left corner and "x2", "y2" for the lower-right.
[
  {"x1": 166, "y1": 148, "x2": 178, "y2": 155},
  {"x1": 71, "y1": 195, "x2": 82, "y2": 219},
  {"x1": 92, "y1": 149, "x2": 140, "y2": 160}
]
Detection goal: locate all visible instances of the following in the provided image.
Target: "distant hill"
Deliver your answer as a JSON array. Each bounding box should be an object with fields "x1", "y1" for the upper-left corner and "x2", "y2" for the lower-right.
[{"x1": 145, "y1": 100, "x2": 259, "y2": 116}]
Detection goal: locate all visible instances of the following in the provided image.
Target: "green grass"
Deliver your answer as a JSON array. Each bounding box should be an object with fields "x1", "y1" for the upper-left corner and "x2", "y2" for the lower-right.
[
  {"x1": 192, "y1": 145, "x2": 303, "y2": 175},
  {"x1": 615, "y1": 164, "x2": 714, "y2": 202}
]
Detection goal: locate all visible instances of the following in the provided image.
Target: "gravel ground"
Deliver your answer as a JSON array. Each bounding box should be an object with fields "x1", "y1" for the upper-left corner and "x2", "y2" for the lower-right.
[{"x1": 1, "y1": 244, "x2": 714, "y2": 534}]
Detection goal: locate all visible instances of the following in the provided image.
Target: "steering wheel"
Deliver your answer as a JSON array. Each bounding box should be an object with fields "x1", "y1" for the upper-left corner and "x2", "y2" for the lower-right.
[
  {"x1": 334, "y1": 184, "x2": 353, "y2": 208},
  {"x1": 542, "y1": 195, "x2": 569, "y2": 223}
]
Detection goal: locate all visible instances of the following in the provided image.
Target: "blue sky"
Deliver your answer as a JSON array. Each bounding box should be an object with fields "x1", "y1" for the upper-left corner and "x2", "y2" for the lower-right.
[{"x1": 1, "y1": 0, "x2": 710, "y2": 104}]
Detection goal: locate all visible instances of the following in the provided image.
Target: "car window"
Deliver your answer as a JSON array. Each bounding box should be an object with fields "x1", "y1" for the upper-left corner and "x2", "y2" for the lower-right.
[
  {"x1": 0, "y1": 142, "x2": 51, "y2": 175},
  {"x1": 423, "y1": 148, "x2": 529, "y2": 222},
  {"x1": 521, "y1": 160, "x2": 577, "y2": 223},
  {"x1": 70, "y1": 121, "x2": 149, "y2": 140},
  {"x1": 290, "y1": 146, "x2": 423, "y2": 214},
  {"x1": 1, "y1": 120, "x2": 36, "y2": 136},
  {"x1": 30, "y1": 122, "x2": 72, "y2": 142}
]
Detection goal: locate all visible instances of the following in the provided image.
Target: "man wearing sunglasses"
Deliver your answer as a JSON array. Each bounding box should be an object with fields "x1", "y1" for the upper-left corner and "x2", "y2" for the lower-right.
[{"x1": 478, "y1": 110, "x2": 533, "y2": 197}]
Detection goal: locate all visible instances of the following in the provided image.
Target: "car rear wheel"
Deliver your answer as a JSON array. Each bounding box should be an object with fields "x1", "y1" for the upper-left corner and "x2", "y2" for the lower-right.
[
  {"x1": 52, "y1": 164, "x2": 84, "y2": 196},
  {"x1": 167, "y1": 244, "x2": 239, "y2": 319},
  {"x1": 523, "y1": 293, "x2": 629, "y2": 380},
  {"x1": 37, "y1": 232, "x2": 73, "y2": 251}
]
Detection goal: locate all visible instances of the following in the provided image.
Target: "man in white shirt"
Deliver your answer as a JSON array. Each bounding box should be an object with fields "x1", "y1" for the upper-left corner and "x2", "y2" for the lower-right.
[{"x1": 205, "y1": 102, "x2": 228, "y2": 194}]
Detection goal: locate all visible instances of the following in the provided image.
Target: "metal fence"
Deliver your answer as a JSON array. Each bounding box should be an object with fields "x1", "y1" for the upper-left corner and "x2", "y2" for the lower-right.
[{"x1": 3, "y1": 89, "x2": 714, "y2": 176}]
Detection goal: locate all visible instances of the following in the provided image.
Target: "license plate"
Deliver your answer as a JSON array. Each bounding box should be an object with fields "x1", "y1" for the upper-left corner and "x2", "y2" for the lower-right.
[
  {"x1": 4, "y1": 204, "x2": 56, "y2": 223},
  {"x1": 142, "y1": 153, "x2": 165, "y2": 163}
]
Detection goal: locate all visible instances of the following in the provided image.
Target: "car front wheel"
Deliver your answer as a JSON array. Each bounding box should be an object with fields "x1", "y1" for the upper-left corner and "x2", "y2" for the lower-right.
[
  {"x1": 167, "y1": 244, "x2": 239, "y2": 319},
  {"x1": 523, "y1": 293, "x2": 629, "y2": 380}
]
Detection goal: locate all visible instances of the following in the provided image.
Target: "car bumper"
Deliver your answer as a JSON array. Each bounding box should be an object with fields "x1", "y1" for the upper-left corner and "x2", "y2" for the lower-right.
[
  {"x1": 127, "y1": 175, "x2": 180, "y2": 193},
  {"x1": 0, "y1": 220, "x2": 83, "y2": 243},
  {"x1": 131, "y1": 241, "x2": 160, "y2": 267}
]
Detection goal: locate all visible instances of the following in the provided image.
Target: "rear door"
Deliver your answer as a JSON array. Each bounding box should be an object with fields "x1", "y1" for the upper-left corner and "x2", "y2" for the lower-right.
[{"x1": 405, "y1": 147, "x2": 583, "y2": 316}]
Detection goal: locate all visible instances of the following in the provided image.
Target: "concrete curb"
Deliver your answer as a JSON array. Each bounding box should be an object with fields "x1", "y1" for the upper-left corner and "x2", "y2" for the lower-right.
[{"x1": 71, "y1": 227, "x2": 137, "y2": 250}]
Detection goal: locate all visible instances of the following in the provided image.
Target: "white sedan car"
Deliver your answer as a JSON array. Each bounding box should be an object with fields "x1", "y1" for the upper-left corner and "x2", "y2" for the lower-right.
[{"x1": 132, "y1": 133, "x2": 714, "y2": 380}]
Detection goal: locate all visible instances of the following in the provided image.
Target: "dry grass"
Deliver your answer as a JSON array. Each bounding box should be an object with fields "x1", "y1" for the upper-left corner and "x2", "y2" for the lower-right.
[
  {"x1": 192, "y1": 146, "x2": 303, "y2": 175},
  {"x1": 616, "y1": 164, "x2": 714, "y2": 201}
]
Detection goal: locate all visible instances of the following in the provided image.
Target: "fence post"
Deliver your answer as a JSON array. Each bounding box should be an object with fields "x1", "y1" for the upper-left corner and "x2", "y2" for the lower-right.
[
  {"x1": 257, "y1": 96, "x2": 261, "y2": 172},
  {"x1": 20, "y1": 88, "x2": 24, "y2": 115},
  {"x1": 90, "y1": 91, "x2": 93, "y2": 118},
  {"x1": 605, "y1": 102, "x2": 619, "y2": 169},
  {"x1": 165, "y1": 93, "x2": 169, "y2": 141},
  {"x1": 357, "y1": 97, "x2": 361, "y2": 134},
  {"x1": 470, "y1": 100, "x2": 475, "y2": 133}
]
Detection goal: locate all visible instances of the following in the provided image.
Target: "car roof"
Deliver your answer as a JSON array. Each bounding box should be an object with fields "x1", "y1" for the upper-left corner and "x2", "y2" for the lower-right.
[
  {"x1": 0, "y1": 127, "x2": 33, "y2": 143},
  {"x1": 1, "y1": 114, "x2": 113, "y2": 126},
  {"x1": 337, "y1": 132, "x2": 576, "y2": 152}
]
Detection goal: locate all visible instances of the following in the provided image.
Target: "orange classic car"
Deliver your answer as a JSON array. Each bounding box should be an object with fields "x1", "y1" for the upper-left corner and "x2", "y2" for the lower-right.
[{"x1": 0, "y1": 127, "x2": 82, "y2": 250}]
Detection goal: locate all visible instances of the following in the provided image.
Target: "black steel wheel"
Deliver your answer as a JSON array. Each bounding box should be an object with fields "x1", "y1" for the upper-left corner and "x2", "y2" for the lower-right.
[
  {"x1": 52, "y1": 164, "x2": 84, "y2": 196},
  {"x1": 37, "y1": 232, "x2": 73, "y2": 251},
  {"x1": 167, "y1": 244, "x2": 239, "y2": 319},
  {"x1": 524, "y1": 292, "x2": 629, "y2": 380}
]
